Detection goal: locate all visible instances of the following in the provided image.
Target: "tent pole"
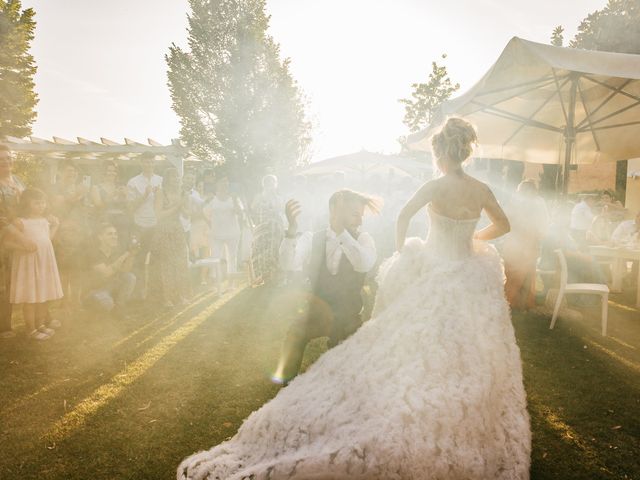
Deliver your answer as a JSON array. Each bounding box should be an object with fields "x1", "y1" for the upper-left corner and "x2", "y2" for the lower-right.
[{"x1": 562, "y1": 75, "x2": 579, "y2": 196}]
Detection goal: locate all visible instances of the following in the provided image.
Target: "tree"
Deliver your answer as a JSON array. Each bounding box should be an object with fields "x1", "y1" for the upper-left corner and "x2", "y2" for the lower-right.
[
  {"x1": 399, "y1": 55, "x2": 459, "y2": 134},
  {"x1": 166, "y1": 0, "x2": 311, "y2": 178},
  {"x1": 0, "y1": 0, "x2": 38, "y2": 138},
  {"x1": 571, "y1": 0, "x2": 640, "y2": 54},
  {"x1": 550, "y1": 25, "x2": 564, "y2": 47}
]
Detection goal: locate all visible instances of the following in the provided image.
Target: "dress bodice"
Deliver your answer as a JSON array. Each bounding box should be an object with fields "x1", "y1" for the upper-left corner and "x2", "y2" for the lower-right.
[{"x1": 425, "y1": 205, "x2": 479, "y2": 261}]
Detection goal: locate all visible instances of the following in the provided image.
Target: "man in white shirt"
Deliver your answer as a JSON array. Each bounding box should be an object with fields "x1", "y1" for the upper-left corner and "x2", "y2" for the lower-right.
[
  {"x1": 126, "y1": 153, "x2": 163, "y2": 298},
  {"x1": 611, "y1": 211, "x2": 640, "y2": 286},
  {"x1": 274, "y1": 189, "x2": 379, "y2": 383},
  {"x1": 611, "y1": 211, "x2": 640, "y2": 246},
  {"x1": 570, "y1": 194, "x2": 598, "y2": 246}
]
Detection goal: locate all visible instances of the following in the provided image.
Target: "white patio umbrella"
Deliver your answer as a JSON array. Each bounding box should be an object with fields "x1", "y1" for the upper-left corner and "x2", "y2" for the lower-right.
[
  {"x1": 406, "y1": 37, "x2": 640, "y2": 193},
  {"x1": 299, "y1": 151, "x2": 431, "y2": 178}
]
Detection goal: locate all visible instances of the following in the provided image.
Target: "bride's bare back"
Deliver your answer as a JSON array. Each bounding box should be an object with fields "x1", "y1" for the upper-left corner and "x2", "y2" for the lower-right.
[
  {"x1": 429, "y1": 173, "x2": 491, "y2": 220},
  {"x1": 395, "y1": 118, "x2": 510, "y2": 250}
]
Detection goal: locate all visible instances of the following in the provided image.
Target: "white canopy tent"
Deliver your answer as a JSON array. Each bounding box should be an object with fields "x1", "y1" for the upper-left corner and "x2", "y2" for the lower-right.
[{"x1": 406, "y1": 37, "x2": 640, "y2": 193}]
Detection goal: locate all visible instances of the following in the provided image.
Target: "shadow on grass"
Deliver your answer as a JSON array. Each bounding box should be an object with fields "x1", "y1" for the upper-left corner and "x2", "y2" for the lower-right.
[{"x1": 513, "y1": 311, "x2": 640, "y2": 480}]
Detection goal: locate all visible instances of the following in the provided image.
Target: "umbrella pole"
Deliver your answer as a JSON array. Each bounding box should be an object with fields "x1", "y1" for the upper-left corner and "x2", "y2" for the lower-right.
[{"x1": 562, "y1": 76, "x2": 579, "y2": 196}]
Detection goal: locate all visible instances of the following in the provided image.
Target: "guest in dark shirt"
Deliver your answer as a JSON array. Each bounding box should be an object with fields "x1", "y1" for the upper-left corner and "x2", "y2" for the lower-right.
[{"x1": 83, "y1": 222, "x2": 137, "y2": 316}]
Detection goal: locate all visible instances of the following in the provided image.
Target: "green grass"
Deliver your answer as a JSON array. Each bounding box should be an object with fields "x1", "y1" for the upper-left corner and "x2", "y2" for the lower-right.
[{"x1": 1, "y1": 286, "x2": 639, "y2": 479}]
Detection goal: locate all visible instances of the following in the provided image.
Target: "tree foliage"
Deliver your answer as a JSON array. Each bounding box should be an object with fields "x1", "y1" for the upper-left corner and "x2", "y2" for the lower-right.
[
  {"x1": 0, "y1": 0, "x2": 38, "y2": 138},
  {"x1": 166, "y1": 0, "x2": 311, "y2": 178},
  {"x1": 571, "y1": 0, "x2": 640, "y2": 54},
  {"x1": 399, "y1": 55, "x2": 459, "y2": 133},
  {"x1": 550, "y1": 25, "x2": 564, "y2": 47}
]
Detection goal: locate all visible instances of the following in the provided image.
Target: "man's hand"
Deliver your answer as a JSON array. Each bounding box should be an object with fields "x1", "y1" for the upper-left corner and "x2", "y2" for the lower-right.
[{"x1": 285, "y1": 199, "x2": 301, "y2": 235}]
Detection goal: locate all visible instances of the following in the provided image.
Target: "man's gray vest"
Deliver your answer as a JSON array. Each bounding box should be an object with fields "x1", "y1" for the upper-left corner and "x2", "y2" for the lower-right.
[{"x1": 306, "y1": 230, "x2": 366, "y2": 318}]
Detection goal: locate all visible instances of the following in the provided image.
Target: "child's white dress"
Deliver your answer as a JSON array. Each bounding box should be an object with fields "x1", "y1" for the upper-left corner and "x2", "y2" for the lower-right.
[{"x1": 10, "y1": 218, "x2": 64, "y2": 304}]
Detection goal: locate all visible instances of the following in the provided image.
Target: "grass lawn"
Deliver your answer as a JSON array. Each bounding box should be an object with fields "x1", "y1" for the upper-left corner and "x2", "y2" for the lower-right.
[{"x1": 0, "y1": 285, "x2": 639, "y2": 480}]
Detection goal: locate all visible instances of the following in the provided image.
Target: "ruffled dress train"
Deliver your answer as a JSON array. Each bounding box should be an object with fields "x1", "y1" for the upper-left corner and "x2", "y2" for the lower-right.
[{"x1": 178, "y1": 207, "x2": 531, "y2": 479}]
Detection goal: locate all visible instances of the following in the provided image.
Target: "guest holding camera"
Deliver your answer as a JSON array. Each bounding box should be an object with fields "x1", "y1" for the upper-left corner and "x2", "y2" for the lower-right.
[{"x1": 82, "y1": 222, "x2": 137, "y2": 317}]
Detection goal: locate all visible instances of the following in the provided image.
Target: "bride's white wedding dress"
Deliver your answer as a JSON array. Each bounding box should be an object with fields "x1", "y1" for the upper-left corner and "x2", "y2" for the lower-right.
[{"x1": 178, "y1": 205, "x2": 531, "y2": 480}]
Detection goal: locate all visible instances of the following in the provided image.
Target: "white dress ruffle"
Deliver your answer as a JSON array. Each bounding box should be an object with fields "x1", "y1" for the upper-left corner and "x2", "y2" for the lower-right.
[{"x1": 178, "y1": 206, "x2": 531, "y2": 480}]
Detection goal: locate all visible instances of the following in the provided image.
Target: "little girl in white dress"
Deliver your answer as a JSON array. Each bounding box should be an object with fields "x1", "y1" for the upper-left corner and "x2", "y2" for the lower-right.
[{"x1": 11, "y1": 188, "x2": 63, "y2": 341}]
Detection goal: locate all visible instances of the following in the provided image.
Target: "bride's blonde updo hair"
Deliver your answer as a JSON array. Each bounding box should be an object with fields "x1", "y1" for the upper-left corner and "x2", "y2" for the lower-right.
[{"x1": 431, "y1": 117, "x2": 478, "y2": 165}]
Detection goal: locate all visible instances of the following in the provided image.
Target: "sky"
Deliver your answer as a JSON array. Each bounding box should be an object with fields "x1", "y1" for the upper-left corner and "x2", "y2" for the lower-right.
[{"x1": 21, "y1": 0, "x2": 605, "y2": 161}]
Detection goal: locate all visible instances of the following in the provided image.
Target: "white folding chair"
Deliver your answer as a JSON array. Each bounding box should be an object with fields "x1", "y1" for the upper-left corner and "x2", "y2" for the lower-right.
[
  {"x1": 550, "y1": 249, "x2": 609, "y2": 336},
  {"x1": 190, "y1": 257, "x2": 223, "y2": 295}
]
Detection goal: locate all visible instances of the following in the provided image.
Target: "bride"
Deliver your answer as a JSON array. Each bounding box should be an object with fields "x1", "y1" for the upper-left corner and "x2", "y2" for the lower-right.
[{"x1": 178, "y1": 117, "x2": 531, "y2": 480}]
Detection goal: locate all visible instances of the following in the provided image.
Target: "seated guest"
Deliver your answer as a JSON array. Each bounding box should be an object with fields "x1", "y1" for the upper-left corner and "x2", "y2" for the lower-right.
[
  {"x1": 570, "y1": 194, "x2": 598, "y2": 248},
  {"x1": 611, "y1": 211, "x2": 640, "y2": 246},
  {"x1": 82, "y1": 223, "x2": 137, "y2": 316},
  {"x1": 540, "y1": 204, "x2": 606, "y2": 295},
  {"x1": 600, "y1": 190, "x2": 626, "y2": 222},
  {"x1": 611, "y1": 211, "x2": 640, "y2": 286},
  {"x1": 587, "y1": 205, "x2": 613, "y2": 245}
]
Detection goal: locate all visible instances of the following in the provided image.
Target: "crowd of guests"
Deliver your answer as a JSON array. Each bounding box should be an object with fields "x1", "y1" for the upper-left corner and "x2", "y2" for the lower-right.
[
  {"x1": 500, "y1": 181, "x2": 639, "y2": 311},
  {"x1": 0, "y1": 146, "x2": 280, "y2": 341},
  {"x1": 1, "y1": 140, "x2": 639, "y2": 341}
]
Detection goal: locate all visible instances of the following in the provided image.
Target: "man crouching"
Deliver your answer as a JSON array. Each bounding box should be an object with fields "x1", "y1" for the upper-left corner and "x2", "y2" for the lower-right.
[{"x1": 273, "y1": 189, "x2": 380, "y2": 383}]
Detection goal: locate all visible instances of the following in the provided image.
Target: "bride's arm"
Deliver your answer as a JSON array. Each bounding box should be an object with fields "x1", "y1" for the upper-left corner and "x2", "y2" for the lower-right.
[
  {"x1": 474, "y1": 186, "x2": 510, "y2": 241},
  {"x1": 396, "y1": 181, "x2": 436, "y2": 251}
]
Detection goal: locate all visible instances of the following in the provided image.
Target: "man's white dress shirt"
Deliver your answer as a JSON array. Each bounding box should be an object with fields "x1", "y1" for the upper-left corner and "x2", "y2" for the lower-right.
[{"x1": 279, "y1": 228, "x2": 376, "y2": 274}]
